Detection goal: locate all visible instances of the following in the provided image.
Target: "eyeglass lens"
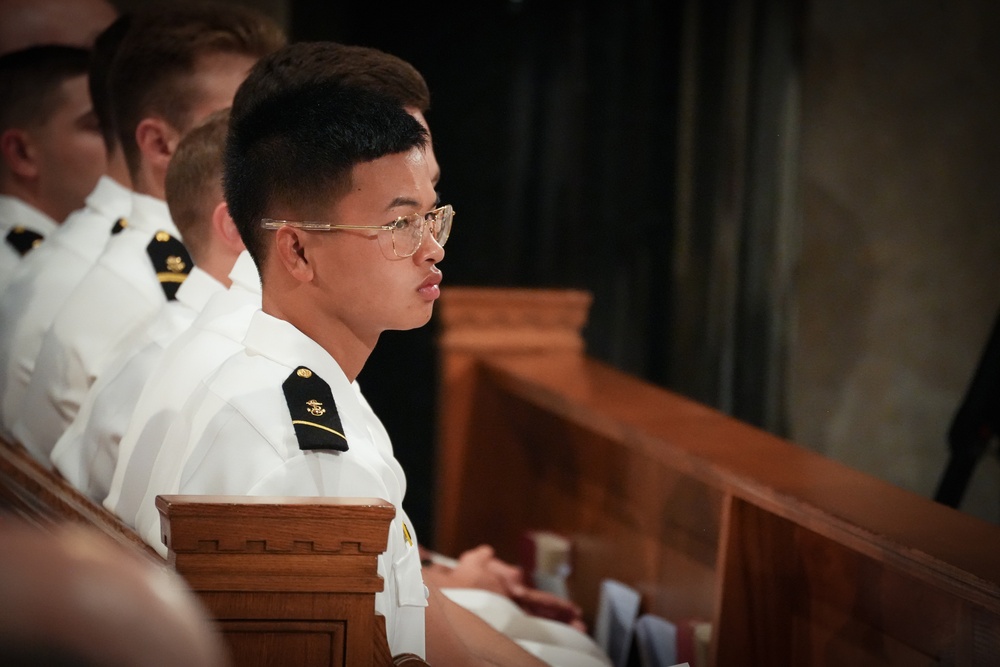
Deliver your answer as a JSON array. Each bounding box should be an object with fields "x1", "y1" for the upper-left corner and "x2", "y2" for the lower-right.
[{"x1": 393, "y1": 207, "x2": 452, "y2": 257}]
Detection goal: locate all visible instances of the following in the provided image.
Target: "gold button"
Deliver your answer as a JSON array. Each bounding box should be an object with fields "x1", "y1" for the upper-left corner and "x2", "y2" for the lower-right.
[
  {"x1": 297, "y1": 368, "x2": 312, "y2": 378},
  {"x1": 155, "y1": 231, "x2": 170, "y2": 242}
]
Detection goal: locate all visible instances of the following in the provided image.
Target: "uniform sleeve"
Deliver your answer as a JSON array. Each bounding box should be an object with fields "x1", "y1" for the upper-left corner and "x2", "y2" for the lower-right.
[
  {"x1": 50, "y1": 334, "x2": 159, "y2": 502},
  {"x1": 13, "y1": 260, "x2": 161, "y2": 461}
]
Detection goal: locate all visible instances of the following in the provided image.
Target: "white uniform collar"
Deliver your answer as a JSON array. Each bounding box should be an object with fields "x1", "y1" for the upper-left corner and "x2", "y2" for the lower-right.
[
  {"x1": 128, "y1": 192, "x2": 179, "y2": 237},
  {"x1": 228, "y1": 250, "x2": 262, "y2": 296},
  {"x1": 0, "y1": 194, "x2": 59, "y2": 235},
  {"x1": 84, "y1": 176, "x2": 132, "y2": 223},
  {"x1": 243, "y1": 309, "x2": 358, "y2": 400},
  {"x1": 174, "y1": 265, "x2": 225, "y2": 314}
]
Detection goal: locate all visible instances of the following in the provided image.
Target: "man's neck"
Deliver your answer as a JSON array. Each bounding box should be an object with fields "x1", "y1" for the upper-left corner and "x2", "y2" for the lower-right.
[
  {"x1": 130, "y1": 164, "x2": 165, "y2": 201},
  {"x1": 0, "y1": 181, "x2": 58, "y2": 223},
  {"x1": 261, "y1": 287, "x2": 375, "y2": 383},
  {"x1": 105, "y1": 149, "x2": 133, "y2": 190}
]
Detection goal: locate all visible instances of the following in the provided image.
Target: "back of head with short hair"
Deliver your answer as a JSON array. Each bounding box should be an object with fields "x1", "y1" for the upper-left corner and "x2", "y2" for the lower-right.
[
  {"x1": 0, "y1": 45, "x2": 92, "y2": 134},
  {"x1": 0, "y1": 520, "x2": 228, "y2": 667},
  {"x1": 224, "y1": 56, "x2": 428, "y2": 268},
  {"x1": 109, "y1": 1, "x2": 285, "y2": 177},
  {"x1": 88, "y1": 13, "x2": 132, "y2": 154},
  {"x1": 165, "y1": 108, "x2": 230, "y2": 264}
]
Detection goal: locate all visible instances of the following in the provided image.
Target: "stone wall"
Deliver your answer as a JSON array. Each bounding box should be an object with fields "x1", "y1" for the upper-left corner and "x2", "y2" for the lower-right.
[{"x1": 790, "y1": 0, "x2": 1000, "y2": 522}]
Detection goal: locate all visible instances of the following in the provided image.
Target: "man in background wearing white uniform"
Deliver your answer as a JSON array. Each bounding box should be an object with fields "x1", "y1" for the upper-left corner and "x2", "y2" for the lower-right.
[
  {"x1": 52, "y1": 109, "x2": 242, "y2": 500},
  {"x1": 13, "y1": 3, "x2": 284, "y2": 460},
  {"x1": 0, "y1": 16, "x2": 133, "y2": 437},
  {"x1": 0, "y1": 45, "x2": 106, "y2": 292}
]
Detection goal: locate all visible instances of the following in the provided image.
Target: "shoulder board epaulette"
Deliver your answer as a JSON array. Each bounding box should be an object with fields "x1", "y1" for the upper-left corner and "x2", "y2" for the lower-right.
[
  {"x1": 5, "y1": 226, "x2": 44, "y2": 256},
  {"x1": 282, "y1": 366, "x2": 349, "y2": 452},
  {"x1": 146, "y1": 230, "x2": 192, "y2": 301},
  {"x1": 110, "y1": 217, "x2": 128, "y2": 235}
]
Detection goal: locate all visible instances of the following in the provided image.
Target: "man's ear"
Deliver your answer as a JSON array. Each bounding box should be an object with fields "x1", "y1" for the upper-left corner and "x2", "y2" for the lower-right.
[
  {"x1": 134, "y1": 117, "x2": 181, "y2": 177},
  {"x1": 211, "y1": 201, "x2": 245, "y2": 254},
  {"x1": 0, "y1": 129, "x2": 39, "y2": 180},
  {"x1": 273, "y1": 225, "x2": 314, "y2": 283}
]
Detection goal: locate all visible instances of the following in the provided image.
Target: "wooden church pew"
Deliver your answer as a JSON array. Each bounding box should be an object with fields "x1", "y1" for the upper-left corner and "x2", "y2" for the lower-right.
[
  {"x1": 435, "y1": 286, "x2": 1000, "y2": 666},
  {"x1": 0, "y1": 437, "x2": 425, "y2": 666},
  {"x1": 0, "y1": 436, "x2": 155, "y2": 557}
]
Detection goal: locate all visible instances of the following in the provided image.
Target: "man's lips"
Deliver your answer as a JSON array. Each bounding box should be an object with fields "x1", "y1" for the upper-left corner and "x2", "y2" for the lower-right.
[{"x1": 418, "y1": 272, "x2": 442, "y2": 299}]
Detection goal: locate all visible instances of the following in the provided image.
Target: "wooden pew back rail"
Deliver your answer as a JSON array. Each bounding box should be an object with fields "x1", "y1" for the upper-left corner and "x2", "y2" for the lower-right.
[{"x1": 436, "y1": 287, "x2": 1000, "y2": 666}]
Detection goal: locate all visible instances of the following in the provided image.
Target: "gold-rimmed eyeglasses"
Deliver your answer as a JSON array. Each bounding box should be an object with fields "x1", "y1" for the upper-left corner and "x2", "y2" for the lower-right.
[{"x1": 261, "y1": 204, "x2": 454, "y2": 259}]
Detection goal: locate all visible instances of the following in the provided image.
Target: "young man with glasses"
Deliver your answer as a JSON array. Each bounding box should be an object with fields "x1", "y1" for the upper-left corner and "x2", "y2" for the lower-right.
[{"x1": 163, "y1": 50, "x2": 544, "y2": 665}]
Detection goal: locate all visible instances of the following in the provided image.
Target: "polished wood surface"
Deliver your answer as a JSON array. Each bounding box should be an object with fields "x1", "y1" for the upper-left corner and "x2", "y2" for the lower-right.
[
  {"x1": 436, "y1": 286, "x2": 1000, "y2": 666},
  {"x1": 0, "y1": 436, "x2": 156, "y2": 557},
  {"x1": 158, "y1": 495, "x2": 399, "y2": 667}
]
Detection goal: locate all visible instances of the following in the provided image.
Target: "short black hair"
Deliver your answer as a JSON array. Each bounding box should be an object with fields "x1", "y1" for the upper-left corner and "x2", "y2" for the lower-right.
[
  {"x1": 0, "y1": 45, "x2": 91, "y2": 132},
  {"x1": 229, "y1": 41, "x2": 431, "y2": 123},
  {"x1": 224, "y1": 71, "x2": 427, "y2": 268}
]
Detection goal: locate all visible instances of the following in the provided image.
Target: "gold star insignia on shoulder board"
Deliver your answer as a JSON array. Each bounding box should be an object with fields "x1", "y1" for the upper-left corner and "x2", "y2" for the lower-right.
[
  {"x1": 282, "y1": 366, "x2": 349, "y2": 452},
  {"x1": 146, "y1": 230, "x2": 192, "y2": 301},
  {"x1": 5, "y1": 226, "x2": 44, "y2": 256}
]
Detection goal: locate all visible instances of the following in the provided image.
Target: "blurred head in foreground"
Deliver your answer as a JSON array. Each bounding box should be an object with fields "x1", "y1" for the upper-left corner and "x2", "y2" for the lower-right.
[{"x1": 0, "y1": 519, "x2": 229, "y2": 667}]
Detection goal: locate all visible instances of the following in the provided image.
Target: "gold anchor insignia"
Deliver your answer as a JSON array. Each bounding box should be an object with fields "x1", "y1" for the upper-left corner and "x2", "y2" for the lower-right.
[
  {"x1": 297, "y1": 368, "x2": 312, "y2": 378},
  {"x1": 155, "y1": 231, "x2": 170, "y2": 242},
  {"x1": 305, "y1": 399, "x2": 326, "y2": 416},
  {"x1": 165, "y1": 255, "x2": 186, "y2": 273}
]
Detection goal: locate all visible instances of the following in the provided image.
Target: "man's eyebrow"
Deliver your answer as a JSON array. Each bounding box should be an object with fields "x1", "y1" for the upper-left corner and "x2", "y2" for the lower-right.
[{"x1": 387, "y1": 196, "x2": 420, "y2": 209}]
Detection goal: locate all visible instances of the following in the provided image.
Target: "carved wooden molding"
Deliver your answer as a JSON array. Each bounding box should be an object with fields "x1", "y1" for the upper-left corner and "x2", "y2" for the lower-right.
[
  {"x1": 158, "y1": 495, "x2": 394, "y2": 552},
  {"x1": 438, "y1": 287, "x2": 592, "y2": 354}
]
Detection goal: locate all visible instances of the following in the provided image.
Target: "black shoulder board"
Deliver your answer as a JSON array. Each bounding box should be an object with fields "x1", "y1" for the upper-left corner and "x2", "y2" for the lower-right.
[
  {"x1": 146, "y1": 230, "x2": 192, "y2": 301},
  {"x1": 282, "y1": 366, "x2": 349, "y2": 452},
  {"x1": 5, "y1": 226, "x2": 44, "y2": 256},
  {"x1": 110, "y1": 217, "x2": 128, "y2": 235}
]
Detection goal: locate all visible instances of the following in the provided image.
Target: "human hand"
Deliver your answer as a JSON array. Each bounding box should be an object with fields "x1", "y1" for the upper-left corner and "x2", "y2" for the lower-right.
[{"x1": 424, "y1": 544, "x2": 587, "y2": 632}]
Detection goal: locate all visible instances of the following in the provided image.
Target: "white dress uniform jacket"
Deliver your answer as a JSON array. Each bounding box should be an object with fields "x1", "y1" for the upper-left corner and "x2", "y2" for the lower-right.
[
  {"x1": 0, "y1": 177, "x2": 131, "y2": 439},
  {"x1": 169, "y1": 309, "x2": 428, "y2": 657},
  {"x1": 0, "y1": 194, "x2": 58, "y2": 292},
  {"x1": 106, "y1": 251, "x2": 260, "y2": 524},
  {"x1": 50, "y1": 267, "x2": 223, "y2": 501},
  {"x1": 13, "y1": 192, "x2": 182, "y2": 463}
]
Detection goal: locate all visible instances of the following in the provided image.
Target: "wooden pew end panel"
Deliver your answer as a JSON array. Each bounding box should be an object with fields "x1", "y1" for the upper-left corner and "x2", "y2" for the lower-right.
[{"x1": 157, "y1": 495, "x2": 405, "y2": 667}]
